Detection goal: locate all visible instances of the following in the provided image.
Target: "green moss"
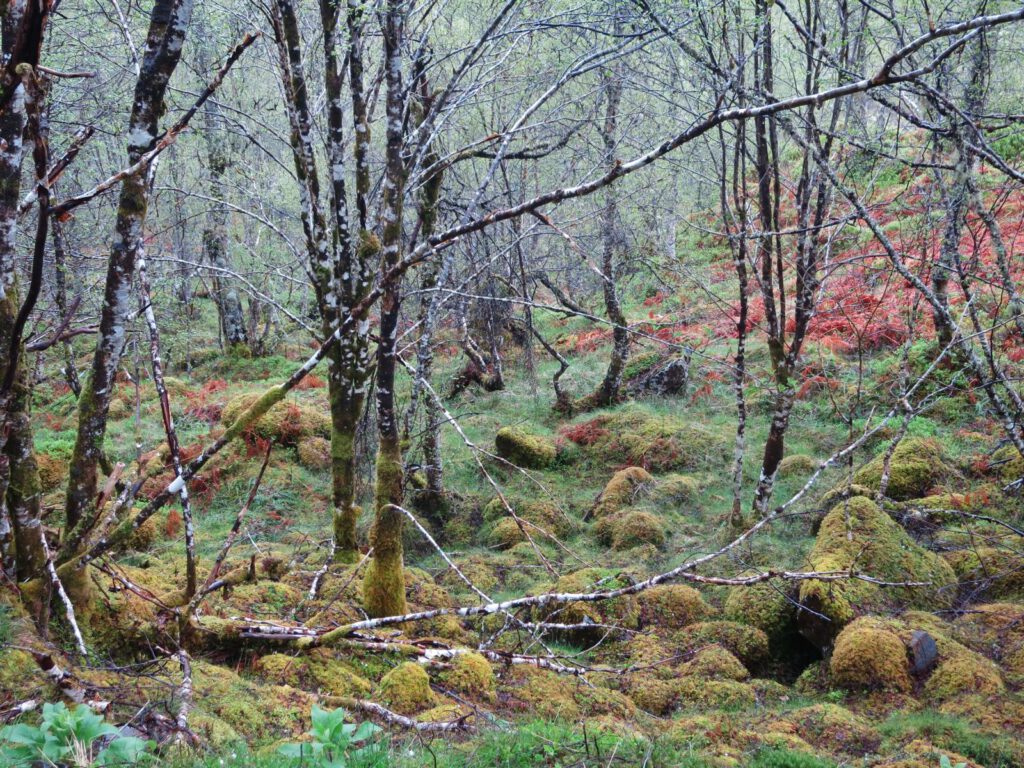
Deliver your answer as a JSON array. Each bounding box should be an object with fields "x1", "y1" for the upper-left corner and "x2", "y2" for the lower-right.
[
  {"x1": 924, "y1": 654, "x2": 1005, "y2": 703},
  {"x1": 35, "y1": 452, "x2": 67, "y2": 492},
  {"x1": 220, "y1": 389, "x2": 328, "y2": 445},
  {"x1": 797, "y1": 496, "x2": 956, "y2": 646},
  {"x1": 650, "y1": 473, "x2": 699, "y2": 504},
  {"x1": 636, "y1": 584, "x2": 716, "y2": 630},
  {"x1": 679, "y1": 645, "x2": 750, "y2": 680},
  {"x1": 378, "y1": 662, "x2": 437, "y2": 715},
  {"x1": 535, "y1": 568, "x2": 639, "y2": 638},
  {"x1": 494, "y1": 426, "x2": 557, "y2": 469},
  {"x1": 604, "y1": 509, "x2": 666, "y2": 550},
  {"x1": 788, "y1": 704, "x2": 881, "y2": 756},
  {"x1": 363, "y1": 441, "x2": 407, "y2": 618},
  {"x1": 829, "y1": 617, "x2": 912, "y2": 693},
  {"x1": 296, "y1": 436, "x2": 331, "y2": 469},
  {"x1": 487, "y1": 517, "x2": 525, "y2": 549},
  {"x1": 778, "y1": 454, "x2": 818, "y2": 478},
  {"x1": 676, "y1": 678, "x2": 757, "y2": 710},
  {"x1": 944, "y1": 547, "x2": 1024, "y2": 599},
  {"x1": 591, "y1": 466, "x2": 654, "y2": 518},
  {"x1": 853, "y1": 438, "x2": 946, "y2": 500},
  {"x1": 724, "y1": 582, "x2": 796, "y2": 645},
  {"x1": 676, "y1": 621, "x2": 771, "y2": 669},
  {"x1": 499, "y1": 664, "x2": 581, "y2": 719},
  {"x1": 439, "y1": 652, "x2": 496, "y2": 702}
]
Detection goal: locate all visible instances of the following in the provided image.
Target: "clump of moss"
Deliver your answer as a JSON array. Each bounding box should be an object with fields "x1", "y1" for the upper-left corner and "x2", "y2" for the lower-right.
[
  {"x1": 788, "y1": 703, "x2": 881, "y2": 756},
  {"x1": 675, "y1": 678, "x2": 756, "y2": 710},
  {"x1": 499, "y1": 664, "x2": 581, "y2": 719},
  {"x1": 220, "y1": 391, "x2": 330, "y2": 446},
  {"x1": 494, "y1": 426, "x2": 557, "y2": 469},
  {"x1": 829, "y1": 617, "x2": 913, "y2": 693},
  {"x1": 779, "y1": 454, "x2": 818, "y2": 478},
  {"x1": 36, "y1": 452, "x2": 67, "y2": 492},
  {"x1": 724, "y1": 582, "x2": 797, "y2": 646},
  {"x1": 378, "y1": 662, "x2": 437, "y2": 715},
  {"x1": 534, "y1": 568, "x2": 638, "y2": 638},
  {"x1": 439, "y1": 652, "x2": 496, "y2": 702},
  {"x1": 816, "y1": 483, "x2": 875, "y2": 512},
  {"x1": 676, "y1": 621, "x2": 770, "y2": 669},
  {"x1": 680, "y1": 645, "x2": 749, "y2": 680},
  {"x1": 636, "y1": 584, "x2": 716, "y2": 630},
  {"x1": 253, "y1": 651, "x2": 373, "y2": 697},
  {"x1": 296, "y1": 436, "x2": 332, "y2": 470},
  {"x1": 990, "y1": 444, "x2": 1024, "y2": 484},
  {"x1": 621, "y1": 674, "x2": 679, "y2": 715},
  {"x1": 797, "y1": 496, "x2": 956, "y2": 647},
  {"x1": 924, "y1": 654, "x2": 1005, "y2": 703},
  {"x1": 853, "y1": 438, "x2": 946, "y2": 500},
  {"x1": 944, "y1": 547, "x2": 1024, "y2": 600},
  {"x1": 597, "y1": 509, "x2": 666, "y2": 550},
  {"x1": 649, "y1": 473, "x2": 699, "y2": 505},
  {"x1": 563, "y1": 404, "x2": 727, "y2": 473},
  {"x1": 487, "y1": 517, "x2": 525, "y2": 549},
  {"x1": 591, "y1": 466, "x2": 654, "y2": 518}
]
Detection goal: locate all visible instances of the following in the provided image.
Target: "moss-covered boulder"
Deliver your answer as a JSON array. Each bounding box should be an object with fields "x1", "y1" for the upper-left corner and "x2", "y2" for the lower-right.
[
  {"x1": 679, "y1": 645, "x2": 749, "y2": 681},
  {"x1": 675, "y1": 678, "x2": 757, "y2": 710},
  {"x1": 534, "y1": 568, "x2": 639, "y2": 639},
  {"x1": 590, "y1": 466, "x2": 654, "y2": 519},
  {"x1": 636, "y1": 584, "x2": 716, "y2": 631},
  {"x1": 439, "y1": 652, "x2": 496, "y2": 703},
  {"x1": 944, "y1": 546, "x2": 1024, "y2": 600},
  {"x1": 377, "y1": 662, "x2": 437, "y2": 715},
  {"x1": 650, "y1": 473, "x2": 699, "y2": 505},
  {"x1": 595, "y1": 508, "x2": 666, "y2": 550},
  {"x1": 778, "y1": 454, "x2": 817, "y2": 478},
  {"x1": 829, "y1": 617, "x2": 913, "y2": 693},
  {"x1": 724, "y1": 581, "x2": 797, "y2": 646},
  {"x1": 853, "y1": 438, "x2": 947, "y2": 500},
  {"x1": 797, "y1": 496, "x2": 957, "y2": 647},
  {"x1": 296, "y1": 436, "x2": 332, "y2": 470},
  {"x1": 924, "y1": 654, "x2": 1004, "y2": 703},
  {"x1": 494, "y1": 426, "x2": 557, "y2": 469},
  {"x1": 220, "y1": 391, "x2": 330, "y2": 446},
  {"x1": 676, "y1": 620, "x2": 770, "y2": 670}
]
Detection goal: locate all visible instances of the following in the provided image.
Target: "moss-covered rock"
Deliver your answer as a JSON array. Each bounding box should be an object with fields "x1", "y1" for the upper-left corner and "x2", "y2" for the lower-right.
[
  {"x1": 220, "y1": 391, "x2": 330, "y2": 446},
  {"x1": 788, "y1": 703, "x2": 881, "y2": 756},
  {"x1": 596, "y1": 509, "x2": 665, "y2": 550},
  {"x1": 499, "y1": 664, "x2": 581, "y2": 719},
  {"x1": 679, "y1": 645, "x2": 749, "y2": 680},
  {"x1": 439, "y1": 652, "x2": 496, "y2": 703},
  {"x1": 377, "y1": 662, "x2": 437, "y2": 715},
  {"x1": 829, "y1": 617, "x2": 913, "y2": 693},
  {"x1": 636, "y1": 584, "x2": 716, "y2": 631},
  {"x1": 650, "y1": 473, "x2": 699, "y2": 505},
  {"x1": 487, "y1": 517, "x2": 525, "y2": 549},
  {"x1": 853, "y1": 438, "x2": 947, "y2": 500},
  {"x1": 924, "y1": 654, "x2": 1004, "y2": 703},
  {"x1": 676, "y1": 621, "x2": 770, "y2": 669},
  {"x1": 723, "y1": 582, "x2": 797, "y2": 645},
  {"x1": 944, "y1": 547, "x2": 1024, "y2": 600},
  {"x1": 675, "y1": 678, "x2": 757, "y2": 710},
  {"x1": 296, "y1": 436, "x2": 332, "y2": 470},
  {"x1": 797, "y1": 496, "x2": 956, "y2": 647},
  {"x1": 534, "y1": 568, "x2": 639, "y2": 639},
  {"x1": 591, "y1": 466, "x2": 654, "y2": 519},
  {"x1": 779, "y1": 454, "x2": 818, "y2": 478},
  {"x1": 494, "y1": 426, "x2": 557, "y2": 469}
]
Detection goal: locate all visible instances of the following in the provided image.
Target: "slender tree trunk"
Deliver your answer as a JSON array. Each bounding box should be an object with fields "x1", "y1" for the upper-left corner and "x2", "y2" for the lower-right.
[
  {"x1": 63, "y1": 0, "x2": 194, "y2": 572},
  {"x1": 364, "y1": 0, "x2": 408, "y2": 618}
]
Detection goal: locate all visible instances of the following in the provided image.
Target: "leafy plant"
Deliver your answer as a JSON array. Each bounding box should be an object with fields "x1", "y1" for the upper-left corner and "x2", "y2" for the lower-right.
[
  {"x1": 277, "y1": 706, "x2": 385, "y2": 767},
  {"x1": 0, "y1": 701, "x2": 154, "y2": 767}
]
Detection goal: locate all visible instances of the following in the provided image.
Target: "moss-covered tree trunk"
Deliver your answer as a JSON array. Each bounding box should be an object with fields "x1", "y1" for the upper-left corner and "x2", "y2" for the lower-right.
[
  {"x1": 363, "y1": 0, "x2": 408, "y2": 618},
  {"x1": 62, "y1": 0, "x2": 194, "y2": 593},
  {"x1": 0, "y1": 9, "x2": 46, "y2": 618}
]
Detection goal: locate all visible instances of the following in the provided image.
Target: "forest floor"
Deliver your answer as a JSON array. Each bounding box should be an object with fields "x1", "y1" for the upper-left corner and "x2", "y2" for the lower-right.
[{"x1": 4, "y1": 148, "x2": 1024, "y2": 767}]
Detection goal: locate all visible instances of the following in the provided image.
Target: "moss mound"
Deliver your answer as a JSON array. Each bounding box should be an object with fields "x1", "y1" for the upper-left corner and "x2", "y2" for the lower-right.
[
  {"x1": 724, "y1": 582, "x2": 797, "y2": 645},
  {"x1": 788, "y1": 703, "x2": 882, "y2": 756},
  {"x1": 680, "y1": 645, "x2": 750, "y2": 680},
  {"x1": 829, "y1": 617, "x2": 913, "y2": 693},
  {"x1": 797, "y1": 496, "x2": 957, "y2": 647},
  {"x1": 779, "y1": 454, "x2": 818, "y2": 478},
  {"x1": 591, "y1": 466, "x2": 654, "y2": 518},
  {"x1": 944, "y1": 546, "x2": 1024, "y2": 600},
  {"x1": 924, "y1": 654, "x2": 1005, "y2": 703},
  {"x1": 36, "y1": 452, "x2": 67, "y2": 492},
  {"x1": 636, "y1": 584, "x2": 716, "y2": 630},
  {"x1": 296, "y1": 436, "x2": 332, "y2": 470},
  {"x1": 676, "y1": 620, "x2": 770, "y2": 669},
  {"x1": 494, "y1": 426, "x2": 557, "y2": 469},
  {"x1": 676, "y1": 678, "x2": 757, "y2": 710},
  {"x1": 440, "y1": 652, "x2": 496, "y2": 702},
  {"x1": 853, "y1": 438, "x2": 947, "y2": 500},
  {"x1": 596, "y1": 508, "x2": 666, "y2": 550},
  {"x1": 378, "y1": 662, "x2": 437, "y2": 715},
  {"x1": 563, "y1": 404, "x2": 726, "y2": 472},
  {"x1": 650, "y1": 473, "x2": 699, "y2": 504},
  {"x1": 535, "y1": 568, "x2": 638, "y2": 637},
  {"x1": 220, "y1": 391, "x2": 330, "y2": 446}
]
